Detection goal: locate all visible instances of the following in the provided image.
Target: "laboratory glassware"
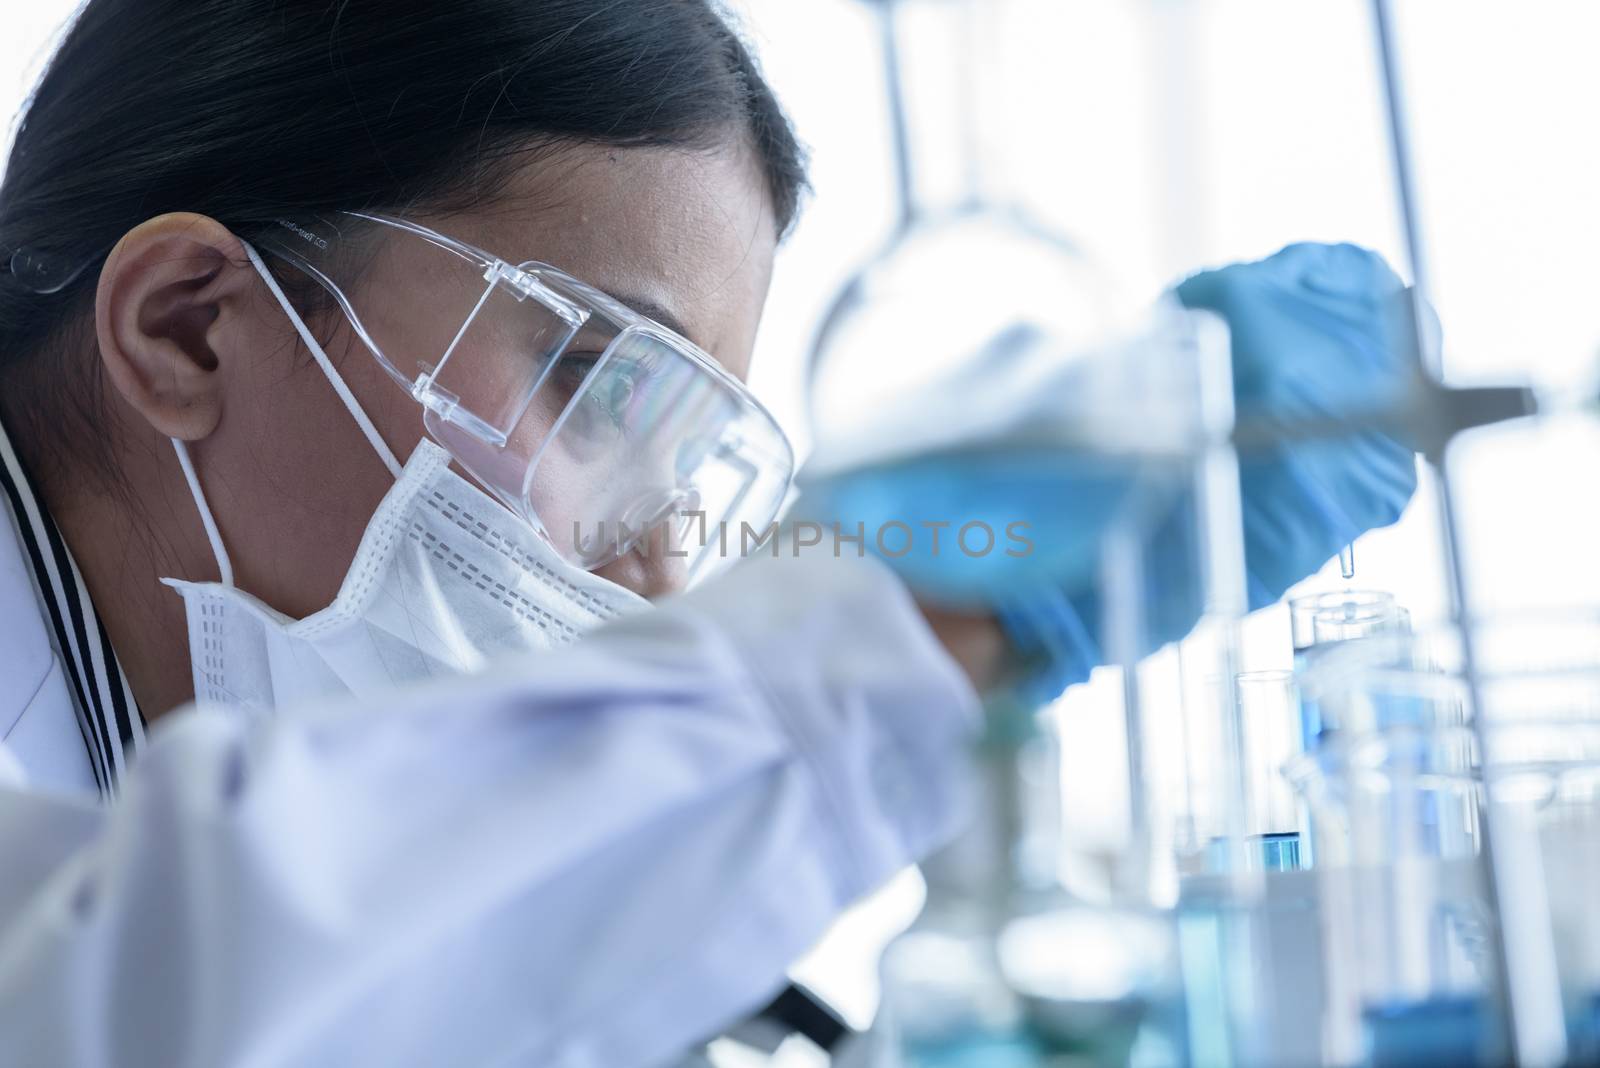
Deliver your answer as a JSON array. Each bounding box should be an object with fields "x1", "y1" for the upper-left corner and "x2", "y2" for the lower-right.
[
  {"x1": 806, "y1": 0, "x2": 1118, "y2": 461},
  {"x1": 809, "y1": 0, "x2": 1256, "y2": 899},
  {"x1": 874, "y1": 701, "x2": 1187, "y2": 1068},
  {"x1": 1367, "y1": 0, "x2": 1564, "y2": 1056},
  {"x1": 1289, "y1": 590, "x2": 1409, "y2": 750},
  {"x1": 863, "y1": 299, "x2": 1240, "y2": 1067},
  {"x1": 1166, "y1": 672, "x2": 1324, "y2": 1068},
  {"x1": 836, "y1": 7, "x2": 1258, "y2": 1062},
  {"x1": 1234, "y1": 670, "x2": 1305, "y2": 872},
  {"x1": 1288, "y1": 722, "x2": 1494, "y2": 1068},
  {"x1": 1291, "y1": 613, "x2": 1600, "y2": 1065}
]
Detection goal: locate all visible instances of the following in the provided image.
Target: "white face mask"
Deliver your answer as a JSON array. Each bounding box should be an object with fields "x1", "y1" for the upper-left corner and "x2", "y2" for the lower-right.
[{"x1": 161, "y1": 244, "x2": 649, "y2": 716}]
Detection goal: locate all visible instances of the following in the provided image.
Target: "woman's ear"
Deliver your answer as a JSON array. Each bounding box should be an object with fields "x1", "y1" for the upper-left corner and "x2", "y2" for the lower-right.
[{"x1": 94, "y1": 213, "x2": 258, "y2": 441}]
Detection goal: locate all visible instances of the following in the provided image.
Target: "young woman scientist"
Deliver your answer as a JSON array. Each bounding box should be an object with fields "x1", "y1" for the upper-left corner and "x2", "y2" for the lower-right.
[{"x1": 0, "y1": 1, "x2": 1417, "y2": 1065}]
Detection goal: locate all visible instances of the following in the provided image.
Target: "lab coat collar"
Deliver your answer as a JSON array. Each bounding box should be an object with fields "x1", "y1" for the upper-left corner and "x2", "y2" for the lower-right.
[{"x1": 0, "y1": 413, "x2": 142, "y2": 799}]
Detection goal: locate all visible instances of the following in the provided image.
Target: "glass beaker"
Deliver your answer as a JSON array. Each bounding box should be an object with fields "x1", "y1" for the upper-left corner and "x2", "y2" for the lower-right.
[
  {"x1": 1289, "y1": 589, "x2": 1411, "y2": 751},
  {"x1": 876, "y1": 711, "x2": 1186, "y2": 1068},
  {"x1": 1480, "y1": 681, "x2": 1600, "y2": 1067},
  {"x1": 1287, "y1": 721, "x2": 1496, "y2": 1068},
  {"x1": 1312, "y1": 601, "x2": 1414, "y2": 649},
  {"x1": 1291, "y1": 590, "x2": 1400, "y2": 651},
  {"x1": 806, "y1": 0, "x2": 1123, "y2": 467},
  {"x1": 1289, "y1": 615, "x2": 1600, "y2": 1066}
]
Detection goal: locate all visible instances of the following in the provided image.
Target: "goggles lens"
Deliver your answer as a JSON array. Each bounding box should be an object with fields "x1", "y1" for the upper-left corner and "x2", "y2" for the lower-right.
[{"x1": 257, "y1": 213, "x2": 792, "y2": 580}]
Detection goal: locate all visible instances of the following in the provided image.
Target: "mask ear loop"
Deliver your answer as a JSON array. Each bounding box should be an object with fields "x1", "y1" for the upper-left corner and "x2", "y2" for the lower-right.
[
  {"x1": 172, "y1": 438, "x2": 235, "y2": 588},
  {"x1": 166, "y1": 238, "x2": 407, "y2": 588}
]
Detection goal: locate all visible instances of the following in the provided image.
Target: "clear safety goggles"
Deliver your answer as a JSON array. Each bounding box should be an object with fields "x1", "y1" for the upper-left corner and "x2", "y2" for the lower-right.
[{"x1": 254, "y1": 212, "x2": 793, "y2": 580}]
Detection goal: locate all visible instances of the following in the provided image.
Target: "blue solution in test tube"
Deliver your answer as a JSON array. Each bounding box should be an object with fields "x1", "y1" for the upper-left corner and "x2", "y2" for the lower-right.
[
  {"x1": 1254, "y1": 830, "x2": 1302, "y2": 872},
  {"x1": 1205, "y1": 830, "x2": 1302, "y2": 873},
  {"x1": 1223, "y1": 671, "x2": 1306, "y2": 872}
]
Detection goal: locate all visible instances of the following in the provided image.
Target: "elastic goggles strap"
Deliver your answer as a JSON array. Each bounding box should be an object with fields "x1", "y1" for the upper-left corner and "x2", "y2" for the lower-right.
[{"x1": 241, "y1": 241, "x2": 402, "y2": 477}]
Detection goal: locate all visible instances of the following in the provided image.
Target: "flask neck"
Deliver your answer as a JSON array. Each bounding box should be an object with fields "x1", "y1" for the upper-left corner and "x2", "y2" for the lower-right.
[{"x1": 880, "y1": 0, "x2": 1018, "y2": 226}]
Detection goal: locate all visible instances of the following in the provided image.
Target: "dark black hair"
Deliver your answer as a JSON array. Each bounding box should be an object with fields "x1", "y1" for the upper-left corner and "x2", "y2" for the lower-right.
[{"x1": 0, "y1": 0, "x2": 807, "y2": 479}]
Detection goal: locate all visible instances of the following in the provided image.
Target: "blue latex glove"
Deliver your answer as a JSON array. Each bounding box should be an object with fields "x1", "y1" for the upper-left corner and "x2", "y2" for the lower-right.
[
  {"x1": 797, "y1": 242, "x2": 1420, "y2": 703},
  {"x1": 797, "y1": 450, "x2": 1158, "y2": 604},
  {"x1": 1177, "y1": 241, "x2": 1420, "y2": 603}
]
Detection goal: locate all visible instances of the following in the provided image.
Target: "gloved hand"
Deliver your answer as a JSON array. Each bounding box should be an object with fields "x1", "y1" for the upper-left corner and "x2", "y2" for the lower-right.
[
  {"x1": 795, "y1": 242, "x2": 1420, "y2": 703},
  {"x1": 1176, "y1": 241, "x2": 1421, "y2": 603}
]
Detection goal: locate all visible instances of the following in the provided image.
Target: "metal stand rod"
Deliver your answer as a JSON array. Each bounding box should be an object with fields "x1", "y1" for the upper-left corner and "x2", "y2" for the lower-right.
[
  {"x1": 1103, "y1": 520, "x2": 1158, "y2": 903},
  {"x1": 1196, "y1": 315, "x2": 1252, "y2": 883},
  {"x1": 878, "y1": 0, "x2": 914, "y2": 237},
  {"x1": 1370, "y1": 3, "x2": 1567, "y2": 1062}
]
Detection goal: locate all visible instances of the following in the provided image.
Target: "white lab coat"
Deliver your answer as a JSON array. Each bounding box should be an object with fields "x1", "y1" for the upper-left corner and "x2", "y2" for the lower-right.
[
  {"x1": 0, "y1": 509, "x2": 979, "y2": 1067},
  {"x1": 0, "y1": 462, "x2": 112, "y2": 796}
]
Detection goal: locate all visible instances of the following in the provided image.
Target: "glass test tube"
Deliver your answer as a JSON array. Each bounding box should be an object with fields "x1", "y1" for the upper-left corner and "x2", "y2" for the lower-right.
[{"x1": 1234, "y1": 670, "x2": 1305, "y2": 872}]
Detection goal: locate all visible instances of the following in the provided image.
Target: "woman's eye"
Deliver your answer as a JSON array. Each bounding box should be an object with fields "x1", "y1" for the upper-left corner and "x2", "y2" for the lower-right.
[
  {"x1": 600, "y1": 368, "x2": 638, "y2": 417},
  {"x1": 550, "y1": 354, "x2": 601, "y2": 403},
  {"x1": 544, "y1": 354, "x2": 644, "y2": 444}
]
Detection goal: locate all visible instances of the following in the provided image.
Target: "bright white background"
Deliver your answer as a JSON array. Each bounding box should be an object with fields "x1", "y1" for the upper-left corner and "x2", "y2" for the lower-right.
[{"x1": 6, "y1": 0, "x2": 1600, "y2": 1031}]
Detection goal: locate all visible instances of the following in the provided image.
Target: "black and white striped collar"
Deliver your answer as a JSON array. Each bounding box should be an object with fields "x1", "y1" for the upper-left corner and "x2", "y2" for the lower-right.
[{"x1": 0, "y1": 415, "x2": 144, "y2": 800}]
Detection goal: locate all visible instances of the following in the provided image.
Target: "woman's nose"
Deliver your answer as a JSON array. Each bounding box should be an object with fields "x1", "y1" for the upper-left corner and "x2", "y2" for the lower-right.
[{"x1": 593, "y1": 520, "x2": 690, "y2": 599}]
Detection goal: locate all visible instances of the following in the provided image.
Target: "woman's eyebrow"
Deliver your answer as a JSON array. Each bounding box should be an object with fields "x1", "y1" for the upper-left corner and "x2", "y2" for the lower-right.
[{"x1": 612, "y1": 292, "x2": 696, "y2": 345}]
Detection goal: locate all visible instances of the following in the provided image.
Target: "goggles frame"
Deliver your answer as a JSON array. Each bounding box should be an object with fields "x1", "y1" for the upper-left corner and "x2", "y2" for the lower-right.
[{"x1": 253, "y1": 211, "x2": 794, "y2": 576}]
